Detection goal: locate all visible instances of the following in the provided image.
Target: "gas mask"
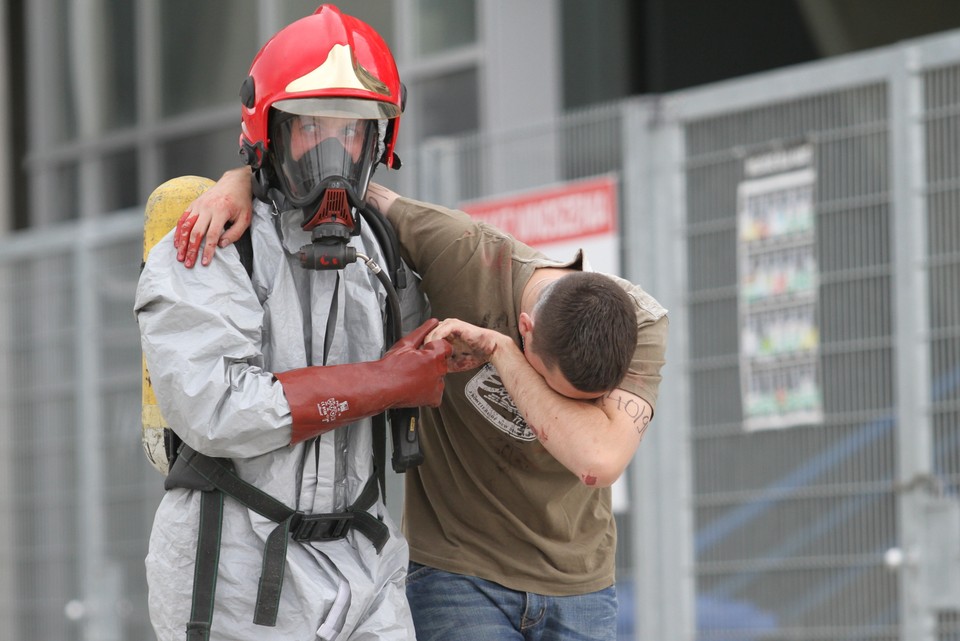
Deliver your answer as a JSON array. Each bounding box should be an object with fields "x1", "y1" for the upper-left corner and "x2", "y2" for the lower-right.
[{"x1": 268, "y1": 111, "x2": 380, "y2": 269}]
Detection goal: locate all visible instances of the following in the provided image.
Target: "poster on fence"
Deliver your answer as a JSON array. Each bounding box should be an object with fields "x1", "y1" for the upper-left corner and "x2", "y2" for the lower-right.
[
  {"x1": 459, "y1": 175, "x2": 620, "y2": 275},
  {"x1": 737, "y1": 146, "x2": 823, "y2": 431}
]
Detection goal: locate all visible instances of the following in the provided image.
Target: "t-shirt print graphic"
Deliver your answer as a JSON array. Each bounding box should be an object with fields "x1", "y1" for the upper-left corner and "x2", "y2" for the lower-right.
[{"x1": 464, "y1": 364, "x2": 536, "y2": 441}]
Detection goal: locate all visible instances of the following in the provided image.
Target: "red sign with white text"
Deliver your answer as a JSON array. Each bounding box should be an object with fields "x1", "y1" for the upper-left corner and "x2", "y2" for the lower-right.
[{"x1": 459, "y1": 176, "x2": 618, "y2": 246}]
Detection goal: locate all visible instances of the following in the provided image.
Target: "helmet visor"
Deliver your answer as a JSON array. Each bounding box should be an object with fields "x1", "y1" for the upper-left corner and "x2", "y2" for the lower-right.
[
  {"x1": 273, "y1": 97, "x2": 399, "y2": 120},
  {"x1": 269, "y1": 111, "x2": 379, "y2": 207}
]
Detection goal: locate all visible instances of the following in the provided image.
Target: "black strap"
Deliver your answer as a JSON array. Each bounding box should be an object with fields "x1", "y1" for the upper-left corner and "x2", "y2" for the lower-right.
[
  {"x1": 358, "y1": 203, "x2": 401, "y2": 497},
  {"x1": 185, "y1": 490, "x2": 223, "y2": 641},
  {"x1": 234, "y1": 227, "x2": 254, "y2": 278},
  {"x1": 169, "y1": 445, "x2": 388, "y2": 632},
  {"x1": 254, "y1": 516, "x2": 291, "y2": 626},
  {"x1": 373, "y1": 414, "x2": 387, "y2": 501}
]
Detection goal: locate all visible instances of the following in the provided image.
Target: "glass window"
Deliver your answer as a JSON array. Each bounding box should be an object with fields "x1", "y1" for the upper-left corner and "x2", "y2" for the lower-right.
[
  {"x1": 161, "y1": 126, "x2": 247, "y2": 183},
  {"x1": 560, "y1": 0, "x2": 632, "y2": 109},
  {"x1": 103, "y1": 0, "x2": 137, "y2": 129},
  {"x1": 51, "y1": 164, "x2": 81, "y2": 223},
  {"x1": 278, "y1": 0, "x2": 325, "y2": 25},
  {"x1": 416, "y1": 0, "x2": 476, "y2": 56},
  {"x1": 282, "y1": 1, "x2": 395, "y2": 49},
  {"x1": 101, "y1": 150, "x2": 140, "y2": 213},
  {"x1": 48, "y1": 0, "x2": 75, "y2": 146},
  {"x1": 48, "y1": 0, "x2": 137, "y2": 141},
  {"x1": 415, "y1": 68, "x2": 479, "y2": 139},
  {"x1": 160, "y1": 0, "x2": 259, "y2": 117}
]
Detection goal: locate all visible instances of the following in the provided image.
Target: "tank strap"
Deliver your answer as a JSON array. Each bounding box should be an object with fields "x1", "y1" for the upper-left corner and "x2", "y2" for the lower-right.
[
  {"x1": 184, "y1": 489, "x2": 223, "y2": 641},
  {"x1": 166, "y1": 444, "x2": 388, "y2": 635}
]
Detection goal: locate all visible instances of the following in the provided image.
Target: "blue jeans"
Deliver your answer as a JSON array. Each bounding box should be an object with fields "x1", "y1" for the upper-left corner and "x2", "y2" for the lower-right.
[{"x1": 405, "y1": 561, "x2": 617, "y2": 641}]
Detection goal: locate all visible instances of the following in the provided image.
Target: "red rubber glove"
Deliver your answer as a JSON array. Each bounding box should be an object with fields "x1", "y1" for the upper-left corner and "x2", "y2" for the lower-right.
[{"x1": 275, "y1": 318, "x2": 451, "y2": 444}]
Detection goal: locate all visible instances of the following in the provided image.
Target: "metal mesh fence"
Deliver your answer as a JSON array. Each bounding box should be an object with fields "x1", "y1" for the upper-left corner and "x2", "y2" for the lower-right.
[
  {"x1": 3, "y1": 31, "x2": 960, "y2": 641},
  {"x1": 414, "y1": 32, "x2": 960, "y2": 641},
  {"x1": 925, "y1": 61, "x2": 960, "y2": 641},
  {"x1": 684, "y1": 84, "x2": 900, "y2": 641},
  {"x1": 0, "y1": 219, "x2": 158, "y2": 639}
]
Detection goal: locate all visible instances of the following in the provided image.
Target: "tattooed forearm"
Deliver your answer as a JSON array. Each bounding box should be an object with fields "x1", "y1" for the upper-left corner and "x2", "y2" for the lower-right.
[
  {"x1": 366, "y1": 191, "x2": 387, "y2": 212},
  {"x1": 606, "y1": 390, "x2": 653, "y2": 437},
  {"x1": 365, "y1": 183, "x2": 394, "y2": 213},
  {"x1": 635, "y1": 414, "x2": 651, "y2": 439}
]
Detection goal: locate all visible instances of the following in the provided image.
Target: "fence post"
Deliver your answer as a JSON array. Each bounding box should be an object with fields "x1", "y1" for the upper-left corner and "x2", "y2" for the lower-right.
[
  {"x1": 889, "y1": 43, "x2": 937, "y2": 641},
  {"x1": 75, "y1": 225, "x2": 121, "y2": 641},
  {"x1": 623, "y1": 96, "x2": 696, "y2": 641}
]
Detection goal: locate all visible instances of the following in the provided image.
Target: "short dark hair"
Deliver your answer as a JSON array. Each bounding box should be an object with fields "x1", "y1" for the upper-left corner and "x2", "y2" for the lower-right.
[{"x1": 529, "y1": 272, "x2": 637, "y2": 394}]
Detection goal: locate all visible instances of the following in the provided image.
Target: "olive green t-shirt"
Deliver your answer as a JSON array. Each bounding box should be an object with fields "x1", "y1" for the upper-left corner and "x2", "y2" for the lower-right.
[{"x1": 386, "y1": 197, "x2": 668, "y2": 595}]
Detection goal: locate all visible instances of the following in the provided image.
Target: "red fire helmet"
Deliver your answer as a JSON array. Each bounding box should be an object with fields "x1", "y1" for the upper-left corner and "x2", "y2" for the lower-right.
[{"x1": 239, "y1": 4, "x2": 403, "y2": 170}]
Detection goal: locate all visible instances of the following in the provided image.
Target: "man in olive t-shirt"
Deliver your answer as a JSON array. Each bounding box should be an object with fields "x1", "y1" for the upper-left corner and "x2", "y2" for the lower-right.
[{"x1": 366, "y1": 184, "x2": 668, "y2": 641}]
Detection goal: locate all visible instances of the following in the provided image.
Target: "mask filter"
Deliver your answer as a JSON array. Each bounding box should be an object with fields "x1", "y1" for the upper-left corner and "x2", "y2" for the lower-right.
[{"x1": 298, "y1": 177, "x2": 361, "y2": 270}]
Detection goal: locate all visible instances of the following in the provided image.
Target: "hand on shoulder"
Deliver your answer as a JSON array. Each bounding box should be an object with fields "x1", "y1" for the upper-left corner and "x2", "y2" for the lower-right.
[{"x1": 175, "y1": 168, "x2": 254, "y2": 268}]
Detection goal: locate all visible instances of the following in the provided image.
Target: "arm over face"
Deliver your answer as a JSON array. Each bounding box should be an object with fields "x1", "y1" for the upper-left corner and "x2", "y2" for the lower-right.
[
  {"x1": 495, "y1": 343, "x2": 653, "y2": 487},
  {"x1": 427, "y1": 315, "x2": 659, "y2": 489}
]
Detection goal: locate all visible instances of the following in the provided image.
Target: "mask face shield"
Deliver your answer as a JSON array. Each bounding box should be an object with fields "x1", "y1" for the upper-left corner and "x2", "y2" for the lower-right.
[{"x1": 269, "y1": 111, "x2": 379, "y2": 209}]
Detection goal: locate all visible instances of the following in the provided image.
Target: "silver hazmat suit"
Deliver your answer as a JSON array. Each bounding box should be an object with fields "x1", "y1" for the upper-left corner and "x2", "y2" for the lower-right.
[{"x1": 135, "y1": 200, "x2": 424, "y2": 641}]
